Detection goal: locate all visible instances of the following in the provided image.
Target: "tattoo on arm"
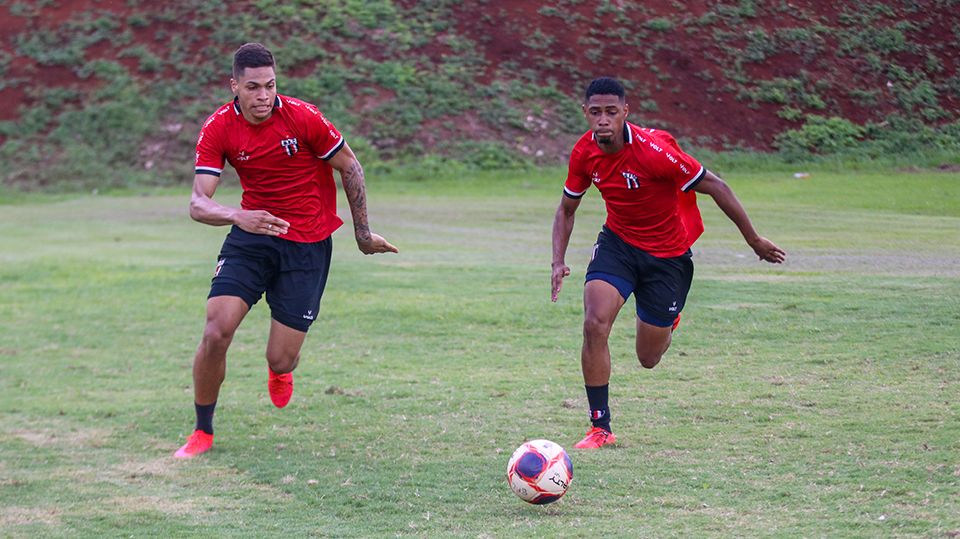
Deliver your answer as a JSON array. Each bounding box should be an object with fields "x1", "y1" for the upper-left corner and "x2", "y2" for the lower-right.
[{"x1": 341, "y1": 160, "x2": 371, "y2": 241}]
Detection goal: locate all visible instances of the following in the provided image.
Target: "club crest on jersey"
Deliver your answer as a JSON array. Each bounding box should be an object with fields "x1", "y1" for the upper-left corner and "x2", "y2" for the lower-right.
[
  {"x1": 622, "y1": 170, "x2": 640, "y2": 189},
  {"x1": 280, "y1": 137, "x2": 299, "y2": 156}
]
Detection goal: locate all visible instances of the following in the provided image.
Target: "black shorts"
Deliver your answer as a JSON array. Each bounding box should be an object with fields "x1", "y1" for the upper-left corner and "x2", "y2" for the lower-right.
[
  {"x1": 209, "y1": 226, "x2": 332, "y2": 332},
  {"x1": 585, "y1": 226, "x2": 694, "y2": 327}
]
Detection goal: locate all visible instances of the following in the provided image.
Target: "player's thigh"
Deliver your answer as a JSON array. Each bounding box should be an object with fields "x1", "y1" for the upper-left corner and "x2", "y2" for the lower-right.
[
  {"x1": 583, "y1": 227, "x2": 635, "y2": 328},
  {"x1": 265, "y1": 236, "x2": 332, "y2": 333},
  {"x1": 635, "y1": 317, "x2": 672, "y2": 357},
  {"x1": 632, "y1": 250, "x2": 694, "y2": 327},
  {"x1": 583, "y1": 279, "x2": 627, "y2": 332},
  {"x1": 584, "y1": 227, "x2": 636, "y2": 295},
  {"x1": 266, "y1": 318, "x2": 308, "y2": 363},
  {"x1": 203, "y1": 295, "x2": 250, "y2": 341},
  {"x1": 209, "y1": 226, "x2": 279, "y2": 309}
]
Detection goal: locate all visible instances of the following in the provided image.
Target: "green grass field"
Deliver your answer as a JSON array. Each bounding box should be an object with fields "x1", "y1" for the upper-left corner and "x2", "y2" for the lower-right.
[{"x1": 1, "y1": 167, "x2": 958, "y2": 537}]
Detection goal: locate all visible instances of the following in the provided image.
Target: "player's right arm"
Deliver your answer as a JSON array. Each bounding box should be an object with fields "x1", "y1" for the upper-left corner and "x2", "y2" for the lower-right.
[
  {"x1": 551, "y1": 194, "x2": 580, "y2": 302},
  {"x1": 553, "y1": 144, "x2": 591, "y2": 302},
  {"x1": 189, "y1": 173, "x2": 289, "y2": 236},
  {"x1": 191, "y1": 108, "x2": 287, "y2": 236}
]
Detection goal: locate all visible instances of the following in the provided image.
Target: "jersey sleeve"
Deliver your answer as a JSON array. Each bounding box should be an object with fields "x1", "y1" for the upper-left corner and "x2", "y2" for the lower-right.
[
  {"x1": 194, "y1": 111, "x2": 227, "y2": 177},
  {"x1": 653, "y1": 131, "x2": 705, "y2": 192},
  {"x1": 300, "y1": 101, "x2": 345, "y2": 161},
  {"x1": 563, "y1": 145, "x2": 592, "y2": 199}
]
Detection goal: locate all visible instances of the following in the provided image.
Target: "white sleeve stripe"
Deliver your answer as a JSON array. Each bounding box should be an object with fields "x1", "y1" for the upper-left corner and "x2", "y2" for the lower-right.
[
  {"x1": 564, "y1": 186, "x2": 588, "y2": 198},
  {"x1": 318, "y1": 137, "x2": 345, "y2": 160},
  {"x1": 196, "y1": 166, "x2": 223, "y2": 175},
  {"x1": 681, "y1": 166, "x2": 706, "y2": 191}
]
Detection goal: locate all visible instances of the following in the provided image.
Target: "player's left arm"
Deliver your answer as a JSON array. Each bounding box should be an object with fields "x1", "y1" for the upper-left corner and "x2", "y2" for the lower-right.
[
  {"x1": 328, "y1": 143, "x2": 398, "y2": 255},
  {"x1": 692, "y1": 170, "x2": 785, "y2": 263}
]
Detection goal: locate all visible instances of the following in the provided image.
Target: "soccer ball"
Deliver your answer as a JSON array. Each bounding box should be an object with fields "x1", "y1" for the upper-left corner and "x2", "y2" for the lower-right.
[{"x1": 506, "y1": 439, "x2": 573, "y2": 504}]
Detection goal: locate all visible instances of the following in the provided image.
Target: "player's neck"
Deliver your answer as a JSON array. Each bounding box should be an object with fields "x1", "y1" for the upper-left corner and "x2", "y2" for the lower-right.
[
  {"x1": 241, "y1": 109, "x2": 273, "y2": 125},
  {"x1": 234, "y1": 96, "x2": 275, "y2": 125},
  {"x1": 596, "y1": 138, "x2": 625, "y2": 154}
]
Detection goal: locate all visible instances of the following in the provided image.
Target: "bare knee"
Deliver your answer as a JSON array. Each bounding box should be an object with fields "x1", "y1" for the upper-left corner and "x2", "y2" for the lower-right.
[
  {"x1": 636, "y1": 340, "x2": 668, "y2": 368},
  {"x1": 266, "y1": 351, "x2": 299, "y2": 374},
  {"x1": 583, "y1": 314, "x2": 614, "y2": 343},
  {"x1": 637, "y1": 353, "x2": 663, "y2": 369},
  {"x1": 200, "y1": 322, "x2": 236, "y2": 355},
  {"x1": 635, "y1": 323, "x2": 672, "y2": 369}
]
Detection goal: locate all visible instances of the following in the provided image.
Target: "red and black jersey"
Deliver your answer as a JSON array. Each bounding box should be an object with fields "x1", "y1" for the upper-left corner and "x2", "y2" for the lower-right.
[
  {"x1": 564, "y1": 122, "x2": 706, "y2": 258},
  {"x1": 195, "y1": 94, "x2": 345, "y2": 243}
]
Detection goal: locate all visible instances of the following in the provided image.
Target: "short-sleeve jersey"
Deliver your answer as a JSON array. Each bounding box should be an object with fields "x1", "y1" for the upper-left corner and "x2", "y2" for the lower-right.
[
  {"x1": 194, "y1": 95, "x2": 346, "y2": 243},
  {"x1": 564, "y1": 122, "x2": 706, "y2": 258}
]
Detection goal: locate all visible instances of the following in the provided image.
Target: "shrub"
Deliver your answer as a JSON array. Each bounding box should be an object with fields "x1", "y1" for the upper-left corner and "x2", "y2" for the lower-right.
[
  {"x1": 441, "y1": 140, "x2": 531, "y2": 170},
  {"x1": 777, "y1": 107, "x2": 803, "y2": 121},
  {"x1": 743, "y1": 29, "x2": 777, "y2": 62},
  {"x1": 774, "y1": 115, "x2": 865, "y2": 158},
  {"x1": 644, "y1": 18, "x2": 674, "y2": 32}
]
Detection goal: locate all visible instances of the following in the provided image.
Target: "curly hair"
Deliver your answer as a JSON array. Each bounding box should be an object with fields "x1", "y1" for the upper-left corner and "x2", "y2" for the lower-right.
[{"x1": 584, "y1": 77, "x2": 625, "y2": 102}]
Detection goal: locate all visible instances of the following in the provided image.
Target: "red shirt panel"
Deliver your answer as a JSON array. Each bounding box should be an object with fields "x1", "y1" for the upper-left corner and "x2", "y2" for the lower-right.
[
  {"x1": 195, "y1": 95, "x2": 345, "y2": 243},
  {"x1": 564, "y1": 122, "x2": 705, "y2": 257}
]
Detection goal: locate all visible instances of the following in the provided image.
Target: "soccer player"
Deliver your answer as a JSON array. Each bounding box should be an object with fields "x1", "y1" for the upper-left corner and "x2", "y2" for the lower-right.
[
  {"x1": 551, "y1": 77, "x2": 785, "y2": 449},
  {"x1": 174, "y1": 43, "x2": 397, "y2": 458}
]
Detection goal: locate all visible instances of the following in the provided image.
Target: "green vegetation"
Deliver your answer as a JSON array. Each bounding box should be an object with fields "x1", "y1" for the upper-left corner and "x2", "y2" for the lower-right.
[
  {"x1": 2, "y1": 0, "x2": 563, "y2": 188},
  {"x1": 0, "y1": 1, "x2": 958, "y2": 191},
  {"x1": 644, "y1": 17, "x2": 674, "y2": 32},
  {"x1": 1, "y1": 169, "x2": 958, "y2": 536},
  {"x1": 775, "y1": 115, "x2": 960, "y2": 163},
  {"x1": 703, "y1": 2, "x2": 958, "y2": 157},
  {"x1": 775, "y1": 115, "x2": 866, "y2": 157}
]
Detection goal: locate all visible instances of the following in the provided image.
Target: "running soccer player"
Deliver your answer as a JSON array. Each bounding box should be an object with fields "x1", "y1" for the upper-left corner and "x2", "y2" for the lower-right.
[
  {"x1": 551, "y1": 77, "x2": 785, "y2": 449},
  {"x1": 174, "y1": 43, "x2": 397, "y2": 458}
]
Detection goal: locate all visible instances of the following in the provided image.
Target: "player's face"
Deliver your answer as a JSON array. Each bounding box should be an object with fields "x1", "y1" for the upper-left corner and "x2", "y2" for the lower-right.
[
  {"x1": 583, "y1": 94, "x2": 628, "y2": 147},
  {"x1": 231, "y1": 66, "x2": 277, "y2": 124}
]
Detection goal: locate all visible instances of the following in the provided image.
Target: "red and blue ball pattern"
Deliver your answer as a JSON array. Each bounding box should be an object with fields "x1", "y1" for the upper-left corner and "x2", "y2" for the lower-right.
[{"x1": 506, "y1": 439, "x2": 573, "y2": 504}]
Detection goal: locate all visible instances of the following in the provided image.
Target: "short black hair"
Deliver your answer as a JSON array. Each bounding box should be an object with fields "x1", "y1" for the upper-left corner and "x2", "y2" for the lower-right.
[
  {"x1": 584, "y1": 77, "x2": 625, "y2": 102},
  {"x1": 233, "y1": 42, "x2": 275, "y2": 79}
]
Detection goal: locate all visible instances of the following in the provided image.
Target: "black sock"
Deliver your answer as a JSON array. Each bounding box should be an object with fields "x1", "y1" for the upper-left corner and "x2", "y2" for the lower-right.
[
  {"x1": 584, "y1": 384, "x2": 611, "y2": 432},
  {"x1": 195, "y1": 401, "x2": 217, "y2": 435}
]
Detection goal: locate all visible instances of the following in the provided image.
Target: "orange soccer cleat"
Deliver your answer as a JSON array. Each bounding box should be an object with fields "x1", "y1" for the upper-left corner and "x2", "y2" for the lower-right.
[
  {"x1": 268, "y1": 369, "x2": 294, "y2": 408},
  {"x1": 573, "y1": 426, "x2": 617, "y2": 449},
  {"x1": 174, "y1": 430, "x2": 214, "y2": 459}
]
